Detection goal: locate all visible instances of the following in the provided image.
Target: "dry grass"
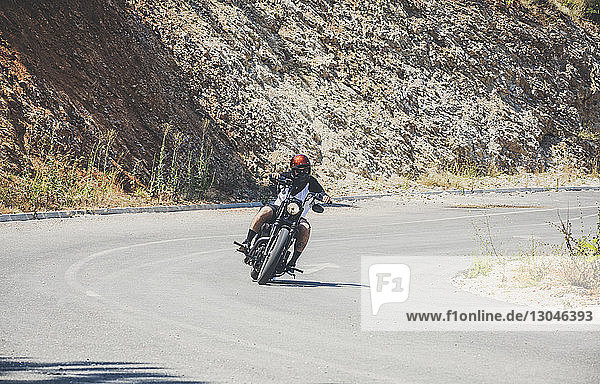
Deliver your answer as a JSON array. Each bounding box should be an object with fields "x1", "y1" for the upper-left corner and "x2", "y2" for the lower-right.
[
  {"x1": 418, "y1": 169, "x2": 474, "y2": 190},
  {"x1": 466, "y1": 254, "x2": 494, "y2": 278},
  {"x1": 417, "y1": 160, "x2": 600, "y2": 191},
  {"x1": 0, "y1": 155, "x2": 151, "y2": 214},
  {"x1": 514, "y1": 239, "x2": 554, "y2": 287},
  {"x1": 416, "y1": 160, "x2": 510, "y2": 191},
  {"x1": 559, "y1": 253, "x2": 600, "y2": 290},
  {"x1": 0, "y1": 124, "x2": 214, "y2": 214}
]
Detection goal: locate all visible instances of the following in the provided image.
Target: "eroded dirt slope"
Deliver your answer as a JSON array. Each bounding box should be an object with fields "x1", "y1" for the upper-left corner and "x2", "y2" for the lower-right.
[{"x1": 0, "y1": 0, "x2": 252, "y2": 197}]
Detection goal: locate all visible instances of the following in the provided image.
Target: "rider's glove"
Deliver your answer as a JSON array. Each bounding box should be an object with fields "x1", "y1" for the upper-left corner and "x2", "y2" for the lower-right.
[{"x1": 268, "y1": 173, "x2": 280, "y2": 183}]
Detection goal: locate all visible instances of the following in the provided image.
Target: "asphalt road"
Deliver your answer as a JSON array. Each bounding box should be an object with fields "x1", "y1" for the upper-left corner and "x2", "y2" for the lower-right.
[{"x1": 1, "y1": 190, "x2": 599, "y2": 383}]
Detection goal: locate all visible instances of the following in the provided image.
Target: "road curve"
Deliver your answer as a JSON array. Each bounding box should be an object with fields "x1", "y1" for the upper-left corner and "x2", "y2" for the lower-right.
[{"x1": 1, "y1": 190, "x2": 599, "y2": 383}]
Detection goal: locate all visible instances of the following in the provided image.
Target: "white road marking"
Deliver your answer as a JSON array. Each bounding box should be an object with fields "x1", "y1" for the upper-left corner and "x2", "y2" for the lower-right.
[
  {"x1": 65, "y1": 237, "x2": 210, "y2": 299},
  {"x1": 384, "y1": 205, "x2": 599, "y2": 226},
  {"x1": 311, "y1": 205, "x2": 600, "y2": 240},
  {"x1": 104, "y1": 248, "x2": 232, "y2": 281},
  {"x1": 301, "y1": 262, "x2": 340, "y2": 275},
  {"x1": 492, "y1": 212, "x2": 600, "y2": 230},
  {"x1": 63, "y1": 239, "x2": 397, "y2": 381},
  {"x1": 85, "y1": 290, "x2": 100, "y2": 297}
]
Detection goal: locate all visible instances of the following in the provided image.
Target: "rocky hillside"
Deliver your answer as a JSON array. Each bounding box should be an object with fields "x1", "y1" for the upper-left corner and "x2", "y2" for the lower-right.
[{"x1": 1, "y1": 0, "x2": 600, "y2": 202}]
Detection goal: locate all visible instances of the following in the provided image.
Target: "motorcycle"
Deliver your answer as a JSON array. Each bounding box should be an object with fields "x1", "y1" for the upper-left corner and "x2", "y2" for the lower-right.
[{"x1": 235, "y1": 176, "x2": 325, "y2": 285}]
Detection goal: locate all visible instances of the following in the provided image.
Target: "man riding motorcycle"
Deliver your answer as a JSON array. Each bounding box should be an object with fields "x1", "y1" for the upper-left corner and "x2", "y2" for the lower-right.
[{"x1": 237, "y1": 154, "x2": 332, "y2": 272}]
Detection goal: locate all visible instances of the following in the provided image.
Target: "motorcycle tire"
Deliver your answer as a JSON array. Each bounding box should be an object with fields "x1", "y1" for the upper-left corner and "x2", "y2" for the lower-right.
[{"x1": 257, "y1": 227, "x2": 290, "y2": 285}]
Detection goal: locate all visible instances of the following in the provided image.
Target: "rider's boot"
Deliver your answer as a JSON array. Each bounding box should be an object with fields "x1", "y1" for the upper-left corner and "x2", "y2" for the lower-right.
[
  {"x1": 286, "y1": 249, "x2": 302, "y2": 273},
  {"x1": 238, "y1": 229, "x2": 257, "y2": 264},
  {"x1": 238, "y1": 229, "x2": 257, "y2": 253}
]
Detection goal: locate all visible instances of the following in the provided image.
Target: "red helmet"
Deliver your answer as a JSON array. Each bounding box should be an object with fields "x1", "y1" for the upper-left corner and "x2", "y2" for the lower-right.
[
  {"x1": 290, "y1": 154, "x2": 311, "y2": 169},
  {"x1": 290, "y1": 154, "x2": 311, "y2": 177}
]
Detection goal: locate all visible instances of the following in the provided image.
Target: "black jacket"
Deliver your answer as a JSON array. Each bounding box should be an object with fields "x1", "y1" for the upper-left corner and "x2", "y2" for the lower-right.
[{"x1": 280, "y1": 171, "x2": 325, "y2": 196}]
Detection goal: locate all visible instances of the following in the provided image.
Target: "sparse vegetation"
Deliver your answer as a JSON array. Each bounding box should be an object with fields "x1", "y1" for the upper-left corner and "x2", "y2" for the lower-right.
[
  {"x1": 466, "y1": 218, "x2": 504, "y2": 278},
  {"x1": 578, "y1": 129, "x2": 600, "y2": 141},
  {"x1": 148, "y1": 121, "x2": 214, "y2": 203},
  {"x1": 464, "y1": 206, "x2": 600, "y2": 300},
  {"x1": 554, "y1": 208, "x2": 600, "y2": 290},
  {"x1": 415, "y1": 157, "x2": 599, "y2": 193},
  {"x1": 562, "y1": 0, "x2": 600, "y2": 21},
  {"x1": 0, "y1": 122, "x2": 215, "y2": 213},
  {"x1": 418, "y1": 169, "x2": 469, "y2": 190},
  {"x1": 591, "y1": 158, "x2": 600, "y2": 179},
  {"x1": 515, "y1": 237, "x2": 553, "y2": 287},
  {"x1": 0, "y1": 150, "x2": 123, "y2": 213},
  {"x1": 417, "y1": 168, "x2": 477, "y2": 191},
  {"x1": 467, "y1": 254, "x2": 494, "y2": 278},
  {"x1": 418, "y1": 159, "x2": 504, "y2": 191}
]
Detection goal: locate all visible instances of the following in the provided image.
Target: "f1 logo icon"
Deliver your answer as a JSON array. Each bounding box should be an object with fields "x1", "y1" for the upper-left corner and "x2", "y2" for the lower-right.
[{"x1": 369, "y1": 264, "x2": 411, "y2": 315}]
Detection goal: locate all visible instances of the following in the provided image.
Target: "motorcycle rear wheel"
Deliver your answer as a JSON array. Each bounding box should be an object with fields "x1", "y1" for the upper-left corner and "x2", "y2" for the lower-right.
[{"x1": 257, "y1": 227, "x2": 290, "y2": 285}]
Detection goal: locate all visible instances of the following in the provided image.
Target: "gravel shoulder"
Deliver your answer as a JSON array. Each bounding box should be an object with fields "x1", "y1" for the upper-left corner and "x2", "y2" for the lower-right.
[{"x1": 453, "y1": 258, "x2": 600, "y2": 309}]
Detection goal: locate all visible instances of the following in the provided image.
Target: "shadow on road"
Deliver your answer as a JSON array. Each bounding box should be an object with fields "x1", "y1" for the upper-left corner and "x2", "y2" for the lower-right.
[
  {"x1": 0, "y1": 357, "x2": 209, "y2": 383},
  {"x1": 270, "y1": 279, "x2": 368, "y2": 288},
  {"x1": 326, "y1": 202, "x2": 354, "y2": 208}
]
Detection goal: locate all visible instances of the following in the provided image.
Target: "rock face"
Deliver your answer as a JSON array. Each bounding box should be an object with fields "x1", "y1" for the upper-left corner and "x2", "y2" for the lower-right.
[
  {"x1": 1, "y1": 0, "x2": 600, "y2": 198},
  {"x1": 132, "y1": 0, "x2": 600, "y2": 175}
]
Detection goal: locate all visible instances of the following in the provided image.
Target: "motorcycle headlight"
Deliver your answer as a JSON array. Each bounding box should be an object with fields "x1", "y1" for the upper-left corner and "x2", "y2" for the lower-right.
[{"x1": 286, "y1": 201, "x2": 301, "y2": 215}]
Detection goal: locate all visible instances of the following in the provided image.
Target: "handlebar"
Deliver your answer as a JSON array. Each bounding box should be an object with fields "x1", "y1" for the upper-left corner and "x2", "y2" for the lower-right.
[
  {"x1": 269, "y1": 174, "x2": 292, "y2": 185},
  {"x1": 311, "y1": 192, "x2": 325, "y2": 202}
]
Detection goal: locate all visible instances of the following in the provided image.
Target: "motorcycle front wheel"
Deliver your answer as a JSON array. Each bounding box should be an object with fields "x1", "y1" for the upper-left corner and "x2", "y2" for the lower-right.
[{"x1": 257, "y1": 227, "x2": 290, "y2": 285}]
